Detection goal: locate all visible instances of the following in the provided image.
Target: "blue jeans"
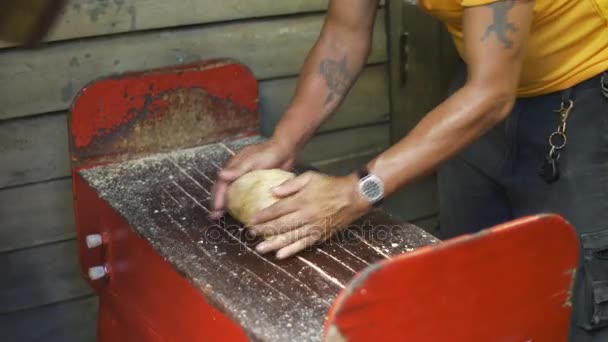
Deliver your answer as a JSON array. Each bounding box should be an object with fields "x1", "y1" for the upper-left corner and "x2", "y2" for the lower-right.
[{"x1": 438, "y1": 65, "x2": 608, "y2": 341}]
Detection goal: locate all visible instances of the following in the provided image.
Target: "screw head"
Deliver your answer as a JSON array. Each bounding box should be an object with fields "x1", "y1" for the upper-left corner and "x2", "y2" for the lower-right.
[
  {"x1": 88, "y1": 266, "x2": 107, "y2": 280},
  {"x1": 86, "y1": 234, "x2": 103, "y2": 248}
]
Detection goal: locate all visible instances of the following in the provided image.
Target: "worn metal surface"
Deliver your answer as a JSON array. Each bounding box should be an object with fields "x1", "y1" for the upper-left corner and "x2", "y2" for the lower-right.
[
  {"x1": 324, "y1": 214, "x2": 579, "y2": 342},
  {"x1": 79, "y1": 135, "x2": 439, "y2": 341},
  {"x1": 69, "y1": 59, "x2": 259, "y2": 169}
]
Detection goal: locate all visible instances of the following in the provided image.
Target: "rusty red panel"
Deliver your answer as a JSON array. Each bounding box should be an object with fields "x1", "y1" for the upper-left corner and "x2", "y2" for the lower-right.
[
  {"x1": 68, "y1": 59, "x2": 259, "y2": 170},
  {"x1": 323, "y1": 214, "x2": 579, "y2": 342},
  {"x1": 69, "y1": 59, "x2": 259, "y2": 341}
]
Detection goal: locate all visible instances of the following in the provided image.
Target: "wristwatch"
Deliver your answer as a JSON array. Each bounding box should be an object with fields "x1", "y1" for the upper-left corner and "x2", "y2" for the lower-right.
[{"x1": 356, "y1": 168, "x2": 385, "y2": 206}]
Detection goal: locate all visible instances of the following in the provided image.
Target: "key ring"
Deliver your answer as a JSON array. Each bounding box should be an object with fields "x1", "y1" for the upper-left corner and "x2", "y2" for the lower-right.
[{"x1": 549, "y1": 131, "x2": 567, "y2": 150}]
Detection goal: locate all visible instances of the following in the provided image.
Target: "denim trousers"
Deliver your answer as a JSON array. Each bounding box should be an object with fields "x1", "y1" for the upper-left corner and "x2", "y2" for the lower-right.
[{"x1": 437, "y1": 66, "x2": 608, "y2": 341}]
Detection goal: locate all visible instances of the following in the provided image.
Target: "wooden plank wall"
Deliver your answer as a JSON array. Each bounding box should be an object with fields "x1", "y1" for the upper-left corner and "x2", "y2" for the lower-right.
[{"x1": 0, "y1": 1, "x2": 399, "y2": 341}]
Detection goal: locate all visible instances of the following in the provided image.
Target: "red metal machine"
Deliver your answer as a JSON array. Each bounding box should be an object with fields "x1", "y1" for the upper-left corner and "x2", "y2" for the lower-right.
[{"x1": 69, "y1": 60, "x2": 579, "y2": 341}]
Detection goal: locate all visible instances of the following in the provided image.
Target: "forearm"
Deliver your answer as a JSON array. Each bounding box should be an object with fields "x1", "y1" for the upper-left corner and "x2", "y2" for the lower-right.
[
  {"x1": 367, "y1": 84, "x2": 515, "y2": 196},
  {"x1": 272, "y1": 26, "x2": 372, "y2": 150}
]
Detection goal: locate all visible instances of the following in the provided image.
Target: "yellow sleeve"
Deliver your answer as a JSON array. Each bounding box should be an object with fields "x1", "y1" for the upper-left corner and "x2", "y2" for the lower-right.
[{"x1": 461, "y1": 0, "x2": 503, "y2": 6}]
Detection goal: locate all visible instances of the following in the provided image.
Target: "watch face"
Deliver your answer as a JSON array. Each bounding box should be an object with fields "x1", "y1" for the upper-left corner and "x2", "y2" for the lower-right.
[{"x1": 360, "y1": 175, "x2": 384, "y2": 203}]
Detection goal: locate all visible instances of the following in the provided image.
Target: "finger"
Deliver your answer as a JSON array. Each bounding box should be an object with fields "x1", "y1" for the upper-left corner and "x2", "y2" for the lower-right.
[
  {"x1": 250, "y1": 197, "x2": 298, "y2": 225},
  {"x1": 211, "y1": 159, "x2": 254, "y2": 217},
  {"x1": 250, "y1": 210, "x2": 311, "y2": 236},
  {"x1": 276, "y1": 235, "x2": 321, "y2": 260},
  {"x1": 272, "y1": 171, "x2": 314, "y2": 198},
  {"x1": 255, "y1": 225, "x2": 316, "y2": 254},
  {"x1": 210, "y1": 180, "x2": 228, "y2": 219}
]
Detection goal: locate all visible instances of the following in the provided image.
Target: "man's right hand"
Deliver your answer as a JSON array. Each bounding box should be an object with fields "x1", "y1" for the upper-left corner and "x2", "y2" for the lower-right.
[{"x1": 210, "y1": 138, "x2": 297, "y2": 219}]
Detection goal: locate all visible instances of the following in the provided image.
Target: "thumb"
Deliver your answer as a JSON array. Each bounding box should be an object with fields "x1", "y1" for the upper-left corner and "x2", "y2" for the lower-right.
[{"x1": 272, "y1": 172, "x2": 314, "y2": 197}]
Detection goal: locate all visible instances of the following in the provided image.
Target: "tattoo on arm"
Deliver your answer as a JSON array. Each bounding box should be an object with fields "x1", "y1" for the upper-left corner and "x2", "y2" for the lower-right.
[
  {"x1": 481, "y1": 0, "x2": 518, "y2": 49},
  {"x1": 319, "y1": 56, "x2": 354, "y2": 106}
]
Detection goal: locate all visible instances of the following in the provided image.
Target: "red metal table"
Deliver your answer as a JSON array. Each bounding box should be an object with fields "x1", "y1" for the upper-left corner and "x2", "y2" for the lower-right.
[{"x1": 69, "y1": 60, "x2": 579, "y2": 341}]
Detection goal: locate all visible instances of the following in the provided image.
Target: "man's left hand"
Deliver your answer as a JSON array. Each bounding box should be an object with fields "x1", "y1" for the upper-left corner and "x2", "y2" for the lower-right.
[{"x1": 249, "y1": 171, "x2": 371, "y2": 259}]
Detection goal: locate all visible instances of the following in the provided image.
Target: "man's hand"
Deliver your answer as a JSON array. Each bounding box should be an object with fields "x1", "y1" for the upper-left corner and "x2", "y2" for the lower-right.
[
  {"x1": 210, "y1": 139, "x2": 296, "y2": 219},
  {"x1": 248, "y1": 171, "x2": 371, "y2": 259}
]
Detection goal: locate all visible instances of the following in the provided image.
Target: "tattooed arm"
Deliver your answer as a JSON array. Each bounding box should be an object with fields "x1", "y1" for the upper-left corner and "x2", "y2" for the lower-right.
[
  {"x1": 367, "y1": 0, "x2": 534, "y2": 196},
  {"x1": 210, "y1": 0, "x2": 379, "y2": 218},
  {"x1": 271, "y1": 0, "x2": 380, "y2": 151}
]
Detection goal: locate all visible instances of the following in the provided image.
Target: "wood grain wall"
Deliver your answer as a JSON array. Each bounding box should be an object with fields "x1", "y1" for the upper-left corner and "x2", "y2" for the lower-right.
[{"x1": 0, "y1": 1, "x2": 402, "y2": 341}]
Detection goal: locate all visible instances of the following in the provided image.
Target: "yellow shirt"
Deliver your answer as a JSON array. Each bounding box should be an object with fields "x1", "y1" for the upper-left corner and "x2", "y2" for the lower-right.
[{"x1": 418, "y1": 0, "x2": 608, "y2": 97}]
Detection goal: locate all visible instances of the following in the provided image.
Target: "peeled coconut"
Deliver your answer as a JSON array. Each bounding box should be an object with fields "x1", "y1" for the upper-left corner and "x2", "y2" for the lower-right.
[{"x1": 226, "y1": 169, "x2": 296, "y2": 226}]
